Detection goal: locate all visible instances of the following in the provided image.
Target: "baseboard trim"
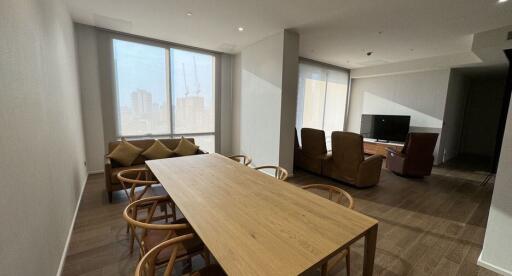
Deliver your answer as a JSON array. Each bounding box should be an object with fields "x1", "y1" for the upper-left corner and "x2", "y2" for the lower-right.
[
  {"x1": 56, "y1": 175, "x2": 88, "y2": 276},
  {"x1": 478, "y1": 251, "x2": 512, "y2": 276},
  {"x1": 88, "y1": 169, "x2": 104, "y2": 174}
]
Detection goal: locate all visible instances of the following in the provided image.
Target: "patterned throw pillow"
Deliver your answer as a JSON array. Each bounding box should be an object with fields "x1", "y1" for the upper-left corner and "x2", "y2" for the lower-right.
[
  {"x1": 142, "y1": 139, "x2": 174, "y2": 160},
  {"x1": 107, "y1": 138, "x2": 143, "y2": 166},
  {"x1": 174, "y1": 137, "x2": 199, "y2": 156}
]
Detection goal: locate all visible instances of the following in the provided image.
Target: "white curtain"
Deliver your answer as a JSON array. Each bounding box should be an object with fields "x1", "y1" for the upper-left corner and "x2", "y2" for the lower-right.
[{"x1": 296, "y1": 62, "x2": 349, "y2": 149}]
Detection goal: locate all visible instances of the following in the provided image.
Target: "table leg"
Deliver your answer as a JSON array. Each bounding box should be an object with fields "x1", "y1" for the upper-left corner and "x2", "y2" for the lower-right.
[{"x1": 362, "y1": 224, "x2": 378, "y2": 276}]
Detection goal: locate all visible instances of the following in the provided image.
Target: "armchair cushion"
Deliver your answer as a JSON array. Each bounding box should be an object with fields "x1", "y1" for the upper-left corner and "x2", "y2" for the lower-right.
[
  {"x1": 142, "y1": 139, "x2": 175, "y2": 160},
  {"x1": 107, "y1": 139, "x2": 143, "y2": 166}
]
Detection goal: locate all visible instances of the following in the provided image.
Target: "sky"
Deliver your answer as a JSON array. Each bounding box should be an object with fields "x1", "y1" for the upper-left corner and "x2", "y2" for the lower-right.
[{"x1": 112, "y1": 39, "x2": 214, "y2": 108}]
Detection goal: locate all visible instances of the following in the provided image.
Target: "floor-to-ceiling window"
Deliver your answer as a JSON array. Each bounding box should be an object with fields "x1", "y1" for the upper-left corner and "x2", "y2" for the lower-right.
[
  {"x1": 296, "y1": 61, "x2": 349, "y2": 150},
  {"x1": 112, "y1": 38, "x2": 216, "y2": 152}
]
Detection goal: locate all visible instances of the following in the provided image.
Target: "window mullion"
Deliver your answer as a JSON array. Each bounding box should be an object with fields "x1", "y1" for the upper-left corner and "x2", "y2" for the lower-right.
[
  {"x1": 322, "y1": 70, "x2": 329, "y2": 130},
  {"x1": 168, "y1": 48, "x2": 174, "y2": 137}
]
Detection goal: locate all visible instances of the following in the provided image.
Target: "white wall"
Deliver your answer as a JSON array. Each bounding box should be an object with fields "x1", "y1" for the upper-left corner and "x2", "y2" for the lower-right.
[
  {"x1": 232, "y1": 30, "x2": 299, "y2": 172},
  {"x1": 234, "y1": 32, "x2": 284, "y2": 168},
  {"x1": 479, "y1": 94, "x2": 512, "y2": 275},
  {"x1": 438, "y1": 70, "x2": 468, "y2": 163},
  {"x1": 348, "y1": 69, "x2": 451, "y2": 164},
  {"x1": 0, "y1": 0, "x2": 87, "y2": 275},
  {"x1": 75, "y1": 24, "x2": 106, "y2": 172}
]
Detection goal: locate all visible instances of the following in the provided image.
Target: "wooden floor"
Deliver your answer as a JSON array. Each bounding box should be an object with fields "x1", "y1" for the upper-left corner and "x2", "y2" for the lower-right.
[{"x1": 63, "y1": 165, "x2": 498, "y2": 276}]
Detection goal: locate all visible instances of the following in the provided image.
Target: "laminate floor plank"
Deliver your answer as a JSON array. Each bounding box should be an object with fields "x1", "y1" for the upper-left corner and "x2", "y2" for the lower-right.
[{"x1": 62, "y1": 166, "x2": 498, "y2": 276}]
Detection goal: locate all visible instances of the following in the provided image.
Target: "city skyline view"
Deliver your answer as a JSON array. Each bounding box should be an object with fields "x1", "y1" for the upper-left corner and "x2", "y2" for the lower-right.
[{"x1": 112, "y1": 39, "x2": 215, "y2": 151}]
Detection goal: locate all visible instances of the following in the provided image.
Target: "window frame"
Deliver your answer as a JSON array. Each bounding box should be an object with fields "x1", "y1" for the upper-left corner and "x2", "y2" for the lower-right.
[{"x1": 109, "y1": 34, "x2": 220, "y2": 152}]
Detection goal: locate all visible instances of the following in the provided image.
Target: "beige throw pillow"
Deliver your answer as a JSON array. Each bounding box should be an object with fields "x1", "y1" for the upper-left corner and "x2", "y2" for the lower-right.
[
  {"x1": 107, "y1": 138, "x2": 143, "y2": 166},
  {"x1": 174, "y1": 137, "x2": 199, "y2": 156},
  {"x1": 142, "y1": 139, "x2": 174, "y2": 160}
]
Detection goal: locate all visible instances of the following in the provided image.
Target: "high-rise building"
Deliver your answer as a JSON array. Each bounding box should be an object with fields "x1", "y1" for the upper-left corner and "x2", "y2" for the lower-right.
[{"x1": 131, "y1": 89, "x2": 152, "y2": 114}]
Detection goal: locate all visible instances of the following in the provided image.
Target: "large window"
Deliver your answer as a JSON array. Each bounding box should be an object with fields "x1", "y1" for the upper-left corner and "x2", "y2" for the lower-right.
[
  {"x1": 112, "y1": 39, "x2": 216, "y2": 152},
  {"x1": 296, "y1": 62, "x2": 349, "y2": 149}
]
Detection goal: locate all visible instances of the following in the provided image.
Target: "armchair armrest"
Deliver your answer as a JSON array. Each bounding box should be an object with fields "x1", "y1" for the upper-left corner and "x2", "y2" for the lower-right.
[
  {"x1": 386, "y1": 147, "x2": 405, "y2": 159},
  {"x1": 104, "y1": 155, "x2": 113, "y2": 189},
  {"x1": 357, "y1": 155, "x2": 383, "y2": 187},
  {"x1": 361, "y1": 154, "x2": 383, "y2": 168}
]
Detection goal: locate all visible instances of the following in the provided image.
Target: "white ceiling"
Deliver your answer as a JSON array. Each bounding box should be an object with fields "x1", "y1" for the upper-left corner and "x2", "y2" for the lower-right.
[{"x1": 66, "y1": 0, "x2": 512, "y2": 69}]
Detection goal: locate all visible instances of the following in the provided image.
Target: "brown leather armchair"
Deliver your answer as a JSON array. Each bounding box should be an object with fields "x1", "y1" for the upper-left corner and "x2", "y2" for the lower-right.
[
  {"x1": 386, "y1": 132, "x2": 439, "y2": 177},
  {"x1": 322, "y1": 132, "x2": 383, "y2": 188},
  {"x1": 295, "y1": 128, "x2": 329, "y2": 174}
]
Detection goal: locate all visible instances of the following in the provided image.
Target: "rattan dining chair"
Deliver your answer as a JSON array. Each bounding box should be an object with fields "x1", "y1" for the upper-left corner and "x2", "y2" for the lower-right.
[
  {"x1": 302, "y1": 184, "x2": 354, "y2": 276},
  {"x1": 123, "y1": 196, "x2": 208, "y2": 263},
  {"x1": 117, "y1": 168, "x2": 160, "y2": 203},
  {"x1": 228, "y1": 154, "x2": 252, "y2": 166},
  {"x1": 118, "y1": 168, "x2": 176, "y2": 251},
  {"x1": 135, "y1": 233, "x2": 226, "y2": 276},
  {"x1": 254, "y1": 165, "x2": 289, "y2": 181}
]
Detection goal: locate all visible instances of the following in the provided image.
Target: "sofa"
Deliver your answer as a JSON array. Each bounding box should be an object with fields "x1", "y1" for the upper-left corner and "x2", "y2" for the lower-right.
[{"x1": 105, "y1": 138, "x2": 206, "y2": 202}]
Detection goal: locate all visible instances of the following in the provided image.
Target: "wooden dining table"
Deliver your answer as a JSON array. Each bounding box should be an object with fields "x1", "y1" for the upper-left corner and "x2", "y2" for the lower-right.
[{"x1": 146, "y1": 153, "x2": 378, "y2": 276}]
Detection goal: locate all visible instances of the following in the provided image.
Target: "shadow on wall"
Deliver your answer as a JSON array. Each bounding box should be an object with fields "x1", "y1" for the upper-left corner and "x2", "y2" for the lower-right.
[{"x1": 362, "y1": 91, "x2": 443, "y2": 128}]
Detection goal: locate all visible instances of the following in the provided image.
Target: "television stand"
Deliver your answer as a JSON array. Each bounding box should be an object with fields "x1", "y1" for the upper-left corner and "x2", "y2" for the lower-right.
[{"x1": 363, "y1": 139, "x2": 404, "y2": 158}]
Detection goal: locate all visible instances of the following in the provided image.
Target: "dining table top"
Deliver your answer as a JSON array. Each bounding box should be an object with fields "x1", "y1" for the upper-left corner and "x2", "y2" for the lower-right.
[{"x1": 146, "y1": 153, "x2": 378, "y2": 275}]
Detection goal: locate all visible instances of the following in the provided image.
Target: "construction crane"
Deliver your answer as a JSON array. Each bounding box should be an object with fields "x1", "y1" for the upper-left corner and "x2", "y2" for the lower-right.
[
  {"x1": 182, "y1": 62, "x2": 190, "y2": 97},
  {"x1": 181, "y1": 56, "x2": 201, "y2": 97}
]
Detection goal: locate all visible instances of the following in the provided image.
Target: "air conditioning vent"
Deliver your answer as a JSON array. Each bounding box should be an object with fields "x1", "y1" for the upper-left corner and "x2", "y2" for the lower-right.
[{"x1": 508, "y1": 31, "x2": 512, "y2": 40}]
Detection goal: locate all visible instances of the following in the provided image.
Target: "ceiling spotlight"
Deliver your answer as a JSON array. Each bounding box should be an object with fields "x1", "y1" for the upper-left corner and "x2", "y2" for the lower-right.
[
  {"x1": 186, "y1": 12, "x2": 193, "y2": 16},
  {"x1": 238, "y1": 27, "x2": 244, "y2": 32},
  {"x1": 498, "y1": 0, "x2": 508, "y2": 3}
]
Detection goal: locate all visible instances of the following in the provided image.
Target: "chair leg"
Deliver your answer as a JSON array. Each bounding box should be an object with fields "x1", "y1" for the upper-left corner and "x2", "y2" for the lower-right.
[
  {"x1": 182, "y1": 257, "x2": 192, "y2": 274},
  {"x1": 202, "y1": 248, "x2": 211, "y2": 265},
  {"x1": 129, "y1": 230, "x2": 135, "y2": 254},
  {"x1": 321, "y1": 263, "x2": 327, "y2": 276},
  {"x1": 108, "y1": 191, "x2": 113, "y2": 203},
  {"x1": 164, "y1": 205, "x2": 169, "y2": 223},
  {"x1": 172, "y1": 202, "x2": 177, "y2": 222},
  {"x1": 346, "y1": 248, "x2": 351, "y2": 276}
]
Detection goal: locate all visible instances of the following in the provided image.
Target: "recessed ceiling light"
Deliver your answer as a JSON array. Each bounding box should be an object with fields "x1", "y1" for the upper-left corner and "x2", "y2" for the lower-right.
[
  {"x1": 498, "y1": 0, "x2": 507, "y2": 3},
  {"x1": 186, "y1": 12, "x2": 193, "y2": 16},
  {"x1": 238, "y1": 27, "x2": 244, "y2": 32}
]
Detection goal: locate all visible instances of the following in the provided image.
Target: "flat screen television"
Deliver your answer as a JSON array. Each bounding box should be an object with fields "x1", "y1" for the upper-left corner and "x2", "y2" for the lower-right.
[{"x1": 360, "y1": 114, "x2": 410, "y2": 142}]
